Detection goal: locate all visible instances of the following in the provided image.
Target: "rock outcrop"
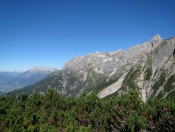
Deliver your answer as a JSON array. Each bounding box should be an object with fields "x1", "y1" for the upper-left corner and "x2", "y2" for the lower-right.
[{"x1": 8, "y1": 35, "x2": 175, "y2": 101}]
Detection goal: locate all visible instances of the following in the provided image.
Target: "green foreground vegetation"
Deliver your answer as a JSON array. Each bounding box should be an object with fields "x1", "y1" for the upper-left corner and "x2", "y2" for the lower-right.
[{"x1": 0, "y1": 89, "x2": 175, "y2": 131}]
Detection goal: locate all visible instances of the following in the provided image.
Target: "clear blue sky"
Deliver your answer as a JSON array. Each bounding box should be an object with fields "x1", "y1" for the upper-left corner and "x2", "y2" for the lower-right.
[{"x1": 0, "y1": 0, "x2": 175, "y2": 71}]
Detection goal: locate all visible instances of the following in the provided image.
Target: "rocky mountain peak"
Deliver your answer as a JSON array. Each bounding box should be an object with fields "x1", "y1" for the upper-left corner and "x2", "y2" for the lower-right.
[
  {"x1": 150, "y1": 34, "x2": 163, "y2": 43},
  {"x1": 8, "y1": 35, "x2": 175, "y2": 102},
  {"x1": 29, "y1": 66, "x2": 57, "y2": 72},
  {"x1": 63, "y1": 35, "x2": 164, "y2": 72}
]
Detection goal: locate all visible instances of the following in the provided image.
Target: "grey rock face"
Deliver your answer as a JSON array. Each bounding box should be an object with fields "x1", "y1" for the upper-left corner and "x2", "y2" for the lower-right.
[
  {"x1": 10, "y1": 34, "x2": 175, "y2": 102},
  {"x1": 98, "y1": 36, "x2": 175, "y2": 101}
]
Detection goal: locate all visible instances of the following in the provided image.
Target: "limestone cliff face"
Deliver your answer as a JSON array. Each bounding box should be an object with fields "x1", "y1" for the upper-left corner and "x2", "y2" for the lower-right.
[
  {"x1": 9, "y1": 35, "x2": 175, "y2": 101},
  {"x1": 98, "y1": 36, "x2": 175, "y2": 101}
]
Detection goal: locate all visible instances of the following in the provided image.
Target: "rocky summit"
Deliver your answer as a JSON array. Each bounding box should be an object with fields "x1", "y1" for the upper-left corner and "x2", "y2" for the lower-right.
[{"x1": 8, "y1": 35, "x2": 175, "y2": 101}]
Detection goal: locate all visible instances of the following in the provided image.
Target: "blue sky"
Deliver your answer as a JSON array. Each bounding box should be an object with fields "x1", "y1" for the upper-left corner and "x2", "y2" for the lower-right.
[{"x1": 0, "y1": 0, "x2": 175, "y2": 71}]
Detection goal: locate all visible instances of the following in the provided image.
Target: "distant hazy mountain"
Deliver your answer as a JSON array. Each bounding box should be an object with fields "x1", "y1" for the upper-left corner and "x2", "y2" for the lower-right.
[
  {"x1": 0, "y1": 72, "x2": 20, "y2": 83},
  {"x1": 0, "y1": 91, "x2": 4, "y2": 96},
  {"x1": 0, "y1": 66, "x2": 58, "y2": 93},
  {"x1": 7, "y1": 35, "x2": 175, "y2": 101}
]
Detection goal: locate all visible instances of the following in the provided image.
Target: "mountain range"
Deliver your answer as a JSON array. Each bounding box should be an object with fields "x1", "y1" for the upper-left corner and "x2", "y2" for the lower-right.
[
  {"x1": 5, "y1": 35, "x2": 175, "y2": 101},
  {"x1": 0, "y1": 66, "x2": 57, "y2": 94}
]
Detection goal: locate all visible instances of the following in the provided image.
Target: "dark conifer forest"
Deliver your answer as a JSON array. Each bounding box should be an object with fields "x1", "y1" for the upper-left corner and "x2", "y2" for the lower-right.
[{"x1": 0, "y1": 89, "x2": 175, "y2": 131}]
